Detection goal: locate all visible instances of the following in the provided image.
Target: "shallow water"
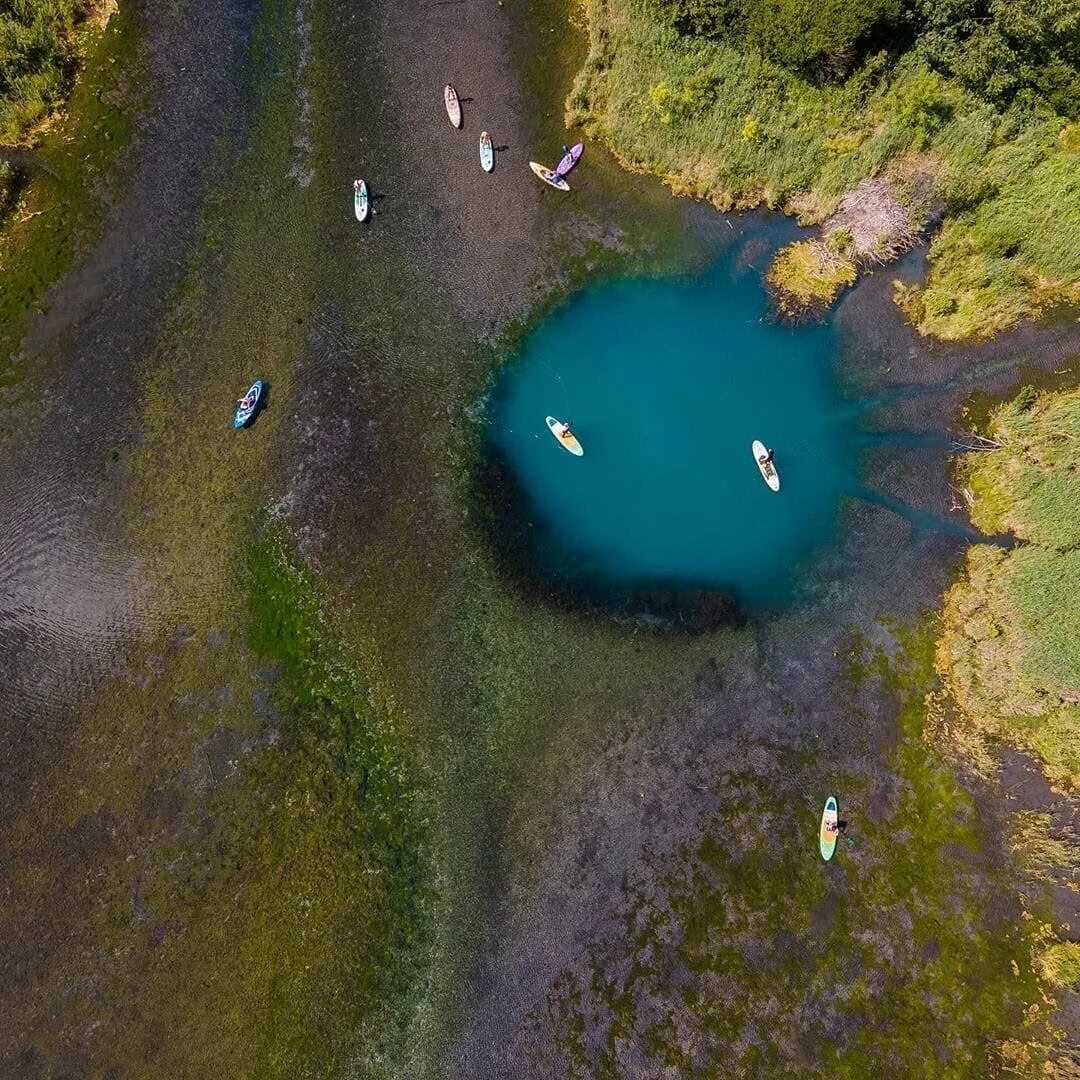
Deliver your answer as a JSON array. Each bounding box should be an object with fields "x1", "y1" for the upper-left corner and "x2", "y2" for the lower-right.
[{"x1": 486, "y1": 235, "x2": 862, "y2": 609}]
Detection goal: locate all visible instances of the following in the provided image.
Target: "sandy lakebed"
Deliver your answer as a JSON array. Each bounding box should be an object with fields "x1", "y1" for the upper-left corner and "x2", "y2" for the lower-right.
[{"x1": 1, "y1": 0, "x2": 1079, "y2": 1076}]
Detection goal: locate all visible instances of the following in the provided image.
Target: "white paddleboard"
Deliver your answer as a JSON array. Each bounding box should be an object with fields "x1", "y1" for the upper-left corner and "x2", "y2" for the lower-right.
[
  {"x1": 353, "y1": 179, "x2": 369, "y2": 222},
  {"x1": 444, "y1": 84, "x2": 462, "y2": 128},
  {"x1": 480, "y1": 131, "x2": 494, "y2": 172},
  {"x1": 546, "y1": 416, "x2": 583, "y2": 456},
  {"x1": 752, "y1": 439, "x2": 780, "y2": 491}
]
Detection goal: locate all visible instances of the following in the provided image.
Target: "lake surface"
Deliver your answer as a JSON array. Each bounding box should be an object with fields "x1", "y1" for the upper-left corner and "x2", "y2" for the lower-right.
[{"x1": 485, "y1": 238, "x2": 861, "y2": 609}]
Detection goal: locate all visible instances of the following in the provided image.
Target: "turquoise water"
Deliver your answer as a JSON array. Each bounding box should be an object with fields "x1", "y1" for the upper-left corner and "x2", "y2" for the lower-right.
[{"x1": 485, "y1": 237, "x2": 862, "y2": 610}]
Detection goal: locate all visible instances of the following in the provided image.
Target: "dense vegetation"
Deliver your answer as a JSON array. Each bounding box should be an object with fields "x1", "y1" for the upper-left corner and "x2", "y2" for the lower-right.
[
  {"x1": 0, "y1": 0, "x2": 91, "y2": 145},
  {"x1": 570, "y1": 0, "x2": 1080, "y2": 338},
  {"x1": 653, "y1": 0, "x2": 903, "y2": 79},
  {"x1": 653, "y1": 0, "x2": 1080, "y2": 109},
  {"x1": 939, "y1": 387, "x2": 1080, "y2": 787}
]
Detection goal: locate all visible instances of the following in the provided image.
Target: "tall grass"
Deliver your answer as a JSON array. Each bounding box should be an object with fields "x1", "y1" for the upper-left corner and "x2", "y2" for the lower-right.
[
  {"x1": 969, "y1": 388, "x2": 1080, "y2": 549},
  {"x1": 0, "y1": 0, "x2": 87, "y2": 145},
  {"x1": 570, "y1": 0, "x2": 1080, "y2": 337},
  {"x1": 938, "y1": 387, "x2": 1080, "y2": 788}
]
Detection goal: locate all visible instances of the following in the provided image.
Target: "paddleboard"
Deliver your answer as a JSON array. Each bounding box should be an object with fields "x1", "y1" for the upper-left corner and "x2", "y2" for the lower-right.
[
  {"x1": 546, "y1": 416, "x2": 583, "y2": 456},
  {"x1": 480, "y1": 131, "x2": 494, "y2": 172},
  {"x1": 444, "y1": 84, "x2": 462, "y2": 128},
  {"x1": 529, "y1": 161, "x2": 570, "y2": 192},
  {"x1": 353, "y1": 179, "x2": 369, "y2": 222},
  {"x1": 233, "y1": 380, "x2": 263, "y2": 429},
  {"x1": 752, "y1": 439, "x2": 780, "y2": 491},
  {"x1": 820, "y1": 797, "x2": 838, "y2": 861},
  {"x1": 555, "y1": 141, "x2": 583, "y2": 177}
]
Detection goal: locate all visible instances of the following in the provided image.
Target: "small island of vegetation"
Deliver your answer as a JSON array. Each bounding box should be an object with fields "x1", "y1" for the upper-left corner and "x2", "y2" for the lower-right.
[{"x1": 570, "y1": 0, "x2": 1080, "y2": 336}]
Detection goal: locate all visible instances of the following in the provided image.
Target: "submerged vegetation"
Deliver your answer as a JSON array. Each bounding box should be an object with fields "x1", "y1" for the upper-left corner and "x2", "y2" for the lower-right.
[
  {"x1": 230, "y1": 527, "x2": 434, "y2": 1073},
  {"x1": 939, "y1": 386, "x2": 1080, "y2": 788},
  {"x1": 546, "y1": 625, "x2": 1058, "y2": 1074},
  {"x1": 570, "y1": 0, "x2": 1080, "y2": 336}
]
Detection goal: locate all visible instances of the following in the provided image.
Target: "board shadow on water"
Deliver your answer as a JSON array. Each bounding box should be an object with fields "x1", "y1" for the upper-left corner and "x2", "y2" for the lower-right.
[{"x1": 478, "y1": 225, "x2": 986, "y2": 622}]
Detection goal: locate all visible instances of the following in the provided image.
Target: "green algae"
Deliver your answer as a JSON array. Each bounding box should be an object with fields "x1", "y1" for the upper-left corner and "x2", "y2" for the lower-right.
[
  {"x1": 209, "y1": 525, "x2": 433, "y2": 1075},
  {"x1": 10, "y1": 525, "x2": 433, "y2": 1077},
  {"x1": 0, "y1": 0, "x2": 443, "y2": 1071}
]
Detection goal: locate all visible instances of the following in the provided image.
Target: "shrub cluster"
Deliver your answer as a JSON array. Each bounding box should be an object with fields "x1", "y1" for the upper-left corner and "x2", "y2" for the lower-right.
[
  {"x1": 652, "y1": 0, "x2": 1080, "y2": 110},
  {"x1": 912, "y1": 0, "x2": 1080, "y2": 117},
  {"x1": 652, "y1": 0, "x2": 904, "y2": 78}
]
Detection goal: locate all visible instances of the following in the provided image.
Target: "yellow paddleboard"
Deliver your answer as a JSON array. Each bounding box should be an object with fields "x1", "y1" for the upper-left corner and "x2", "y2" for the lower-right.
[{"x1": 546, "y1": 416, "x2": 583, "y2": 456}]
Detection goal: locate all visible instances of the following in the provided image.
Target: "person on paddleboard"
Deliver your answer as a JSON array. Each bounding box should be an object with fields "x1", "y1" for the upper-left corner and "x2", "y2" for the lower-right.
[
  {"x1": 825, "y1": 817, "x2": 853, "y2": 845},
  {"x1": 557, "y1": 420, "x2": 574, "y2": 440},
  {"x1": 758, "y1": 447, "x2": 775, "y2": 466},
  {"x1": 238, "y1": 392, "x2": 255, "y2": 410}
]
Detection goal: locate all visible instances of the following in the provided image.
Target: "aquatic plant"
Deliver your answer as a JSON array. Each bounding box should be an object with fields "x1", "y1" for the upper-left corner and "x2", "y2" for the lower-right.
[
  {"x1": 766, "y1": 238, "x2": 856, "y2": 312},
  {"x1": 543, "y1": 621, "x2": 1057, "y2": 1074},
  {"x1": 1040, "y1": 942, "x2": 1080, "y2": 990}
]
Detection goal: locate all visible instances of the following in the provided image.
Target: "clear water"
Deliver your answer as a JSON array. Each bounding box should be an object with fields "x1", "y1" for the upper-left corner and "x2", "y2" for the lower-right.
[{"x1": 485, "y1": 239, "x2": 862, "y2": 610}]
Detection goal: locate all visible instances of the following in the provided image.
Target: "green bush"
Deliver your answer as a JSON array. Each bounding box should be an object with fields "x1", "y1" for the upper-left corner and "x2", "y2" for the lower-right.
[
  {"x1": 914, "y1": 0, "x2": 1080, "y2": 116},
  {"x1": 653, "y1": 0, "x2": 905, "y2": 78},
  {"x1": 891, "y1": 68, "x2": 955, "y2": 145}
]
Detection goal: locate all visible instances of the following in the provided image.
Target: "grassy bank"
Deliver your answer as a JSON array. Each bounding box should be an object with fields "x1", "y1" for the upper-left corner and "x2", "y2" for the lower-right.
[
  {"x1": 0, "y1": 0, "x2": 106, "y2": 146},
  {"x1": 934, "y1": 383, "x2": 1080, "y2": 1071},
  {"x1": 939, "y1": 385, "x2": 1080, "y2": 788},
  {"x1": 568, "y1": 0, "x2": 1080, "y2": 337},
  {"x1": 0, "y1": 2, "x2": 136, "y2": 397}
]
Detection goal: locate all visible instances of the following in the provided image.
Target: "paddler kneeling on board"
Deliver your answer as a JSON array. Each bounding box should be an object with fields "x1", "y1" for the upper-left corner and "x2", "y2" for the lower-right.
[
  {"x1": 557, "y1": 420, "x2": 574, "y2": 441},
  {"x1": 824, "y1": 818, "x2": 850, "y2": 840},
  {"x1": 758, "y1": 446, "x2": 775, "y2": 470}
]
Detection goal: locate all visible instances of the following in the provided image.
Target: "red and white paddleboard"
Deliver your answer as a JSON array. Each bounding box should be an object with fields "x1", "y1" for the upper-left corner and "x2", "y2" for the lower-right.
[{"x1": 444, "y1": 84, "x2": 462, "y2": 128}]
